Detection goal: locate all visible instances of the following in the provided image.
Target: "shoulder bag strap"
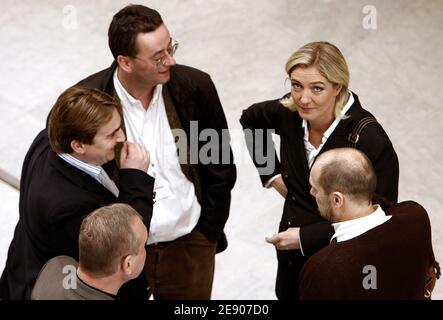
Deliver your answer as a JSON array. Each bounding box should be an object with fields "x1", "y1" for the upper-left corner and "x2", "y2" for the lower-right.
[{"x1": 348, "y1": 116, "x2": 378, "y2": 148}]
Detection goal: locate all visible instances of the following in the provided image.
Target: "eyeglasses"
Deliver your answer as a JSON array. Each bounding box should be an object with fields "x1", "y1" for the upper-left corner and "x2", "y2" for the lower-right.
[{"x1": 133, "y1": 38, "x2": 179, "y2": 68}]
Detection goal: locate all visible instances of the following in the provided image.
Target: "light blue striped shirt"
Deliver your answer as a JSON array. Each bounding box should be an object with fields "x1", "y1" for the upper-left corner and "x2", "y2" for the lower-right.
[{"x1": 58, "y1": 154, "x2": 119, "y2": 197}]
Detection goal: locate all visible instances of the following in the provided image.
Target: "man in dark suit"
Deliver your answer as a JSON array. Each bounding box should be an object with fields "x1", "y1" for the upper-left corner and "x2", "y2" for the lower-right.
[
  {"x1": 75, "y1": 4, "x2": 236, "y2": 299},
  {"x1": 300, "y1": 148, "x2": 437, "y2": 299},
  {"x1": 0, "y1": 86, "x2": 153, "y2": 300},
  {"x1": 32, "y1": 203, "x2": 148, "y2": 300}
]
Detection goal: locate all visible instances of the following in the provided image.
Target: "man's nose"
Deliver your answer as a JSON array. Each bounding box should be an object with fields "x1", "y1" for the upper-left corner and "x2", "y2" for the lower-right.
[
  {"x1": 163, "y1": 54, "x2": 176, "y2": 67},
  {"x1": 116, "y1": 128, "x2": 125, "y2": 142}
]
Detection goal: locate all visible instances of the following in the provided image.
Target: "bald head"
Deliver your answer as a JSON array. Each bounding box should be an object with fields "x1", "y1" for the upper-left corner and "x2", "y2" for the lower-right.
[{"x1": 312, "y1": 148, "x2": 377, "y2": 204}]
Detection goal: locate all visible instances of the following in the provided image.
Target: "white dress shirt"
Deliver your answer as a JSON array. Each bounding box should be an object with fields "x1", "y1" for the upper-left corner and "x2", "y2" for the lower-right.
[
  {"x1": 58, "y1": 153, "x2": 119, "y2": 197},
  {"x1": 113, "y1": 70, "x2": 201, "y2": 244},
  {"x1": 331, "y1": 205, "x2": 391, "y2": 243}
]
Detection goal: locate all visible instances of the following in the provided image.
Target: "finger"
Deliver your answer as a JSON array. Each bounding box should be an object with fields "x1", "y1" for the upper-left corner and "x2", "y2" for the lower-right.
[
  {"x1": 120, "y1": 142, "x2": 128, "y2": 160},
  {"x1": 141, "y1": 144, "x2": 148, "y2": 158},
  {"x1": 145, "y1": 149, "x2": 151, "y2": 166},
  {"x1": 267, "y1": 238, "x2": 283, "y2": 250},
  {"x1": 138, "y1": 143, "x2": 145, "y2": 156},
  {"x1": 134, "y1": 143, "x2": 143, "y2": 155},
  {"x1": 127, "y1": 141, "x2": 138, "y2": 156},
  {"x1": 265, "y1": 235, "x2": 279, "y2": 245}
]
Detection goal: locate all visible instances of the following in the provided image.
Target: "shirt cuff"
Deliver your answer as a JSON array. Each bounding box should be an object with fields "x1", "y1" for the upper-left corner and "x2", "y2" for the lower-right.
[
  {"x1": 299, "y1": 234, "x2": 305, "y2": 256},
  {"x1": 265, "y1": 174, "x2": 282, "y2": 188}
]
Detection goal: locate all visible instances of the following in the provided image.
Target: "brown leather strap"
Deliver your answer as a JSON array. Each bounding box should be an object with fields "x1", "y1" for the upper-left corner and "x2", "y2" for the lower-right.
[
  {"x1": 425, "y1": 260, "x2": 441, "y2": 300},
  {"x1": 348, "y1": 116, "x2": 378, "y2": 148}
]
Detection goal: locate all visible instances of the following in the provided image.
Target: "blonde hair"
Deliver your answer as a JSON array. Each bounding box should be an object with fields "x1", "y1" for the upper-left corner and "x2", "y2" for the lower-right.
[{"x1": 280, "y1": 41, "x2": 350, "y2": 119}]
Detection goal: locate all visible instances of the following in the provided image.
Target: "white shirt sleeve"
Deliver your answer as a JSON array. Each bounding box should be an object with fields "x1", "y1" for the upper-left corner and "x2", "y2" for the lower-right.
[
  {"x1": 299, "y1": 236, "x2": 305, "y2": 256},
  {"x1": 264, "y1": 174, "x2": 282, "y2": 188}
]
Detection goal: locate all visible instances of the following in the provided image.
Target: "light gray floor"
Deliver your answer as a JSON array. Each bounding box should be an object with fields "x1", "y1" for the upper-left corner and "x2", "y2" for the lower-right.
[{"x1": 1, "y1": 0, "x2": 442, "y2": 299}]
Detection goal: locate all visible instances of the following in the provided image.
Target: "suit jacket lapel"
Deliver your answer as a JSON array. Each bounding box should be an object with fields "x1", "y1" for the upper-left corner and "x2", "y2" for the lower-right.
[
  {"x1": 296, "y1": 122, "x2": 311, "y2": 177},
  {"x1": 316, "y1": 93, "x2": 365, "y2": 156},
  {"x1": 162, "y1": 85, "x2": 202, "y2": 202},
  {"x1": 165, "y1": 67, "x2": 197, "y2": 135},
  {"x1": 48, "y1": 150, "x2": 116, "y2": 199}
]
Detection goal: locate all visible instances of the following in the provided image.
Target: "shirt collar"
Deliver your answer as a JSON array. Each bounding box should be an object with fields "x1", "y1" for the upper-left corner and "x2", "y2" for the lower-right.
[
  {"x1": 331, "y1": 204, "x2": 391, "y2": 243},
  {"x1": 113, "y1": 68, "x2": 162, "y2": 109},
  {"x1": 76, "y1": 274, "x2": 118, "y2": 300},
  {"x1": 58, "y1": 153, "x2": 102, "y2": 181}
]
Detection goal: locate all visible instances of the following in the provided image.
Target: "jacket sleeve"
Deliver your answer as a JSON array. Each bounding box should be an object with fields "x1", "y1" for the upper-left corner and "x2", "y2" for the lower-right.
[
  {"x1": 117, "y1": 168, "x2": 155, "y2": 229},
  {"x1": 49, "y1": 170, "x2": 154, "y2": 260},
  {"x1": 193, "y1": 75, "x2": 237, "y2": 242},
  {"x1": 239, "y1": 99, "x2": 286, "y2": 186},
  {"x1": 357, "y1": 122, "x2": 399, "y2": 203},
  {"x1": 300, "y1": 222, "x2": 335, "y2": 257}
]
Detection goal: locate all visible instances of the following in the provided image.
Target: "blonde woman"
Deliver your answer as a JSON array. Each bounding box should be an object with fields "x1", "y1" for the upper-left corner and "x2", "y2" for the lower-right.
[{"x1": 240, "y1": 41, "x2": 399, "y2": 300}]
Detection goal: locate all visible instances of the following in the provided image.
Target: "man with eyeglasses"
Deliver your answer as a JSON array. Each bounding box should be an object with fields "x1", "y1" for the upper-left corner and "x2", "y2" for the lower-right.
[{"x1": 75, "y1": 4, "x2": 236, "y2": 300}]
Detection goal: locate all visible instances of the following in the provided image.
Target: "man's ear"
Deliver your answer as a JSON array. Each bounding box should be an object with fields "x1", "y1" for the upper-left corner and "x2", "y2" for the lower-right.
[
  {"x1": 331, "y1": 191, "x2": 344, "y2": 208},
  {"x1": 70, "y1": 140, "x2": 86, "y2": 155},
  {"x1": 116, "y1": 55, "x2": 133, "y2": 73},
  {"x1": 121, "y1": 255, "x2": 133, "y2": 276}
]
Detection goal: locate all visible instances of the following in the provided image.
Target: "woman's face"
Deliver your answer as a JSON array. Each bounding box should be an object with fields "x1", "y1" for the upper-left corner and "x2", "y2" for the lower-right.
[{"x1": 290, "y1": 65, "x2": 341, "y2": 126}]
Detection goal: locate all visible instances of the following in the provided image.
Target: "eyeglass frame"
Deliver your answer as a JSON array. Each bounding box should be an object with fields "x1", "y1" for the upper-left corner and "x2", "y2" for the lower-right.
[{"x1": 131, "y1": 38, "x2": 179, "y2": 68}]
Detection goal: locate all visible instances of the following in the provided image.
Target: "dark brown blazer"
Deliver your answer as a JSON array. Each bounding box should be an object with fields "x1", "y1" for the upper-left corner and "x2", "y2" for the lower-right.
[{"x1": 300, "y1": 201, "x2": 435, "y2": 300}]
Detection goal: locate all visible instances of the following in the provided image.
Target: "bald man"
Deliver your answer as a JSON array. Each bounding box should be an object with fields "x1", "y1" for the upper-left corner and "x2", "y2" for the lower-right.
[{"x1": 299, "y1": 148, "x2": 438, "y2": 299}]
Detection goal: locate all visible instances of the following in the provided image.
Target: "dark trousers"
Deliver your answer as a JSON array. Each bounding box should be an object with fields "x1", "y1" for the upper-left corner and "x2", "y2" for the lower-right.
[
  {"x1": 144, "y1": 229, "x2": 216, "y2": 300},
  {"x1": 275, "y1": 249, "x2": 305, "y2": 300}
]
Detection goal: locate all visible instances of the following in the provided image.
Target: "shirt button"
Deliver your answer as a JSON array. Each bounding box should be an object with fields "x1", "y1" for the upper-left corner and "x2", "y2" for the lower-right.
[
  {"x1": 291, "y1": 196, "x2": 296, "y2": 201},
  {"x1": 287, "y1": 220, "x2": 292, "y2": 226}
]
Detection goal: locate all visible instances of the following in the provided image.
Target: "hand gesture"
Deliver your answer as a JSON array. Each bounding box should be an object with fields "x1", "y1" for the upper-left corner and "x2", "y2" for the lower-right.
[
  {"x1": 265, "y1": 227, "x2": 300, "y2": 250},
  {"x1": 120, "y1": 141, "x2": 150, "y2": 172}
]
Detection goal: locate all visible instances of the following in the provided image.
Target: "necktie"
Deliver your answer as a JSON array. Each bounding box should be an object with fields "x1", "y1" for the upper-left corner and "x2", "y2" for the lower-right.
[{"x1": 99, "y1": 169, "x2": 119, "y2": 197}]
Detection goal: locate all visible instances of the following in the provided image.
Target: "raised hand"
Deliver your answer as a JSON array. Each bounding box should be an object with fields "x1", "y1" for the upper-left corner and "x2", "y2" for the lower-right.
[{"x1": 120, "y1": 141, "x2": 150, "y2": 172}]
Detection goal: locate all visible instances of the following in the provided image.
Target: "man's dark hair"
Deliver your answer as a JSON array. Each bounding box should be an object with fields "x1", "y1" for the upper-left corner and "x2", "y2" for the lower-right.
[{"x1": 108, "y1": 4, "x2": 163, "y2": 59}]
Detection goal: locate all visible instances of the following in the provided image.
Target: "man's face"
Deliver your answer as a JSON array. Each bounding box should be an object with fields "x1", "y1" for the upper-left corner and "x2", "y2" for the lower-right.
[
  {"x1": 309, "y1": 165, "x2": 334, "y2": 222},
  {"x1": 130, "y1": 24, "x2": 176, "y2": 87},
  {"x1": 81, "y1": 108, "x2": 125, "y2": 166}
]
